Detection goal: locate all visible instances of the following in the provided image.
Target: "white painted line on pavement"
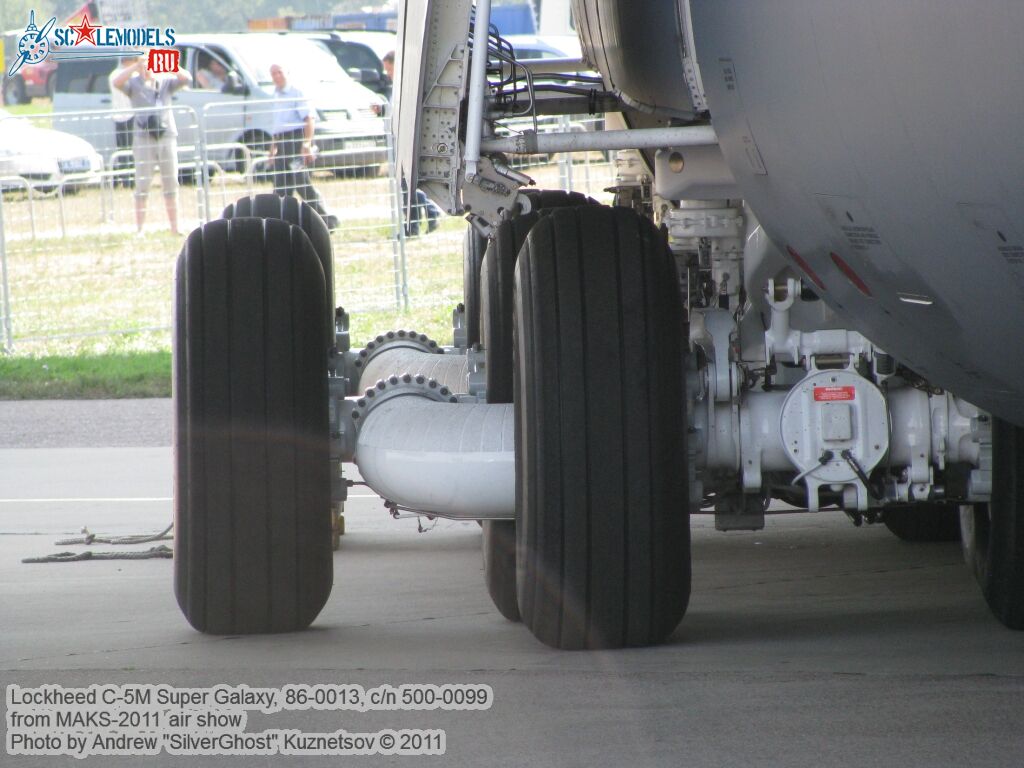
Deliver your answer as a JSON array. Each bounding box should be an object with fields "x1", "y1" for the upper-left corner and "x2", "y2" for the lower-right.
[
  {"x1": 0, "y1": 494, "x2": 382, "y2": 503},
  {"x1": 0, "y1": 497, "x2": 172, "y2": 503}
]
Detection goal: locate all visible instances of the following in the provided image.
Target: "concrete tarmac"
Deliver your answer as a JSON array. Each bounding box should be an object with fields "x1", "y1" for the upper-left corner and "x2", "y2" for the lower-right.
[{"x1": 1, "y1": 400, "x2": 1023, "y2": 767}]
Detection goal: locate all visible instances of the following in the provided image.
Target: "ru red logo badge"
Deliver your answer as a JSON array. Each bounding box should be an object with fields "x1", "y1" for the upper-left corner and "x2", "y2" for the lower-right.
[{"x1": 148, "y1": 49, "x2": 180, "y2": 74}]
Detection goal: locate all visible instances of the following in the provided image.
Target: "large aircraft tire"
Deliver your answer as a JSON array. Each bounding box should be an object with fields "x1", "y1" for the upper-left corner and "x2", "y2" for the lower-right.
[
  {"x1": 222, "y1": 194, "x2": 334, "y2": 339},
  {"x1": 478, "y1": 192, "x2": 600, "y2": 624},
  {"x1": 463, "y1": 227, "x2": 487, "y2": 347},
  {"x1": 482, "y1": 518, "x2": 521, "y2": 622},
  {"x1": 481, "y1": 191, "x2": 598, "y2": 402},
  {"x1": 961, "y1": 418, "x2": 1024, "y2": 629},
  {"x1": 174, "y1": 218, "x2": 332, "y2": 634},
  {"x1": 478, "y1": 214, "x2": 538, "y2": 624},
  {"x1": 480, "y1": 213, "x2": 539, "y2": 404},
  {"x1": 520, "y1": 189, "x2": 596, "y2": 211},
  {"x1": 513, "y1": 205, "x2": 691, "y2": 649},
  {"x1": 883, "y1": 504, "x2": 961, "y2": 542}
]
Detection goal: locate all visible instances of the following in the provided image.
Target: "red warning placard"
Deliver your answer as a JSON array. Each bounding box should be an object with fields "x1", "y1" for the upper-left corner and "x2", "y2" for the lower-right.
[{"x1": 814, "y1": 386, "x2": 856, "y2": 402}]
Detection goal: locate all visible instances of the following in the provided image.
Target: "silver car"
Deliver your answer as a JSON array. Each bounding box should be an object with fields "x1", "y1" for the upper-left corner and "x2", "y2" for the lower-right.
[{"x1": 0, "y1": 108, "x2": 102, "y2": 194}]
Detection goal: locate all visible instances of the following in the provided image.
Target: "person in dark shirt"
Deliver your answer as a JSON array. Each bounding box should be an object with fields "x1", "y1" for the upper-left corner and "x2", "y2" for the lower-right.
[{"x1": 383, "y1": 51, "x2": 439, "y2": 236}]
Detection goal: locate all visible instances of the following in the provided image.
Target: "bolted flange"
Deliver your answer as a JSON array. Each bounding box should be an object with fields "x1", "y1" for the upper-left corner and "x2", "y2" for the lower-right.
[
  {"x1": 353, "y1": 330, "x2": 442, "y2": 372},
  {"x1": 351, "y1": 373, "x2": 460, "y2": 432}
]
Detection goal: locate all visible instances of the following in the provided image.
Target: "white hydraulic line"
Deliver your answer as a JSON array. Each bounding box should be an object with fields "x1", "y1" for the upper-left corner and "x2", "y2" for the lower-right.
[
  {"x1": 355, "y1": 398, "x2": 515, "y2": 520},
  {"x1": 463, "y1": 0, "x2": 493, "y2": 182},
  {"x1": 480, "y1": 124, "x2": 718, "y2": 155},
  {"x1": 357, "y1": 347, "x2": 469, "y2": 395}
]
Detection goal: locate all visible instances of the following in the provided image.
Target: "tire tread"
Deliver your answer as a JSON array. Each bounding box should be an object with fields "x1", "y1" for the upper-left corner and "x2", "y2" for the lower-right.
[
  {"x1": 513, "y1": 206, "x2": 690, "y2": 649},
  {"x1": 174, "y1": 217, "x2": 331, "y2": 634},
  {"x1": 222, "y1": 194, "x2": 334, "y2": 339}
]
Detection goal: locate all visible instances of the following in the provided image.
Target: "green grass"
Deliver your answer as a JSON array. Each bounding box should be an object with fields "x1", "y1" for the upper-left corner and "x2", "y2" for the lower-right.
[
  {"x1": 0, "y1": 351, "x2": 171, "y2": 399},
  {"x1": 0, "y1": 150, "x2": 615, "y2": 397},
  {"x1": 0, "y1": 301, "x2": 453, "y2": 400}
]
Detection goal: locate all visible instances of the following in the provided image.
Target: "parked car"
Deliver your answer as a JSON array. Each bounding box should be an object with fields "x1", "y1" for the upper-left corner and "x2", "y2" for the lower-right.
[
  {"x1": 287, "y1": 31, "x2": 390, "y2": 96},
  {"x1": 502, "y1": 33, "x2": 583, "y2": 61},
  {"x1": 2, "y1": 29, "x2": 59, "y2": 104},
  {"x1": 20, "y1": 58, "x2": 59, "y2": 99},
  {"x1": 0, "y1": 108, "x2": 102, "y2": 193},
  {"x1": 50, "y1": 34, "x2": 389, "y2": 176},
  {"x1": 495, "y1": 34, "x2": 604, "y2": 165},
  {"x1": 330, "y1": 29, "x2": 398, "y2": 63}
]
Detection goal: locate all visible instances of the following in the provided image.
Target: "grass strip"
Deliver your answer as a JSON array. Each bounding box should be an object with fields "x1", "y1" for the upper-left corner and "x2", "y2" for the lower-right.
[
  {"x1": 0, "y1": 304, "x2": 457, "y2": 400},
  {"x1": 0, "y1": 352, "x2": 171, "y2": 399}
]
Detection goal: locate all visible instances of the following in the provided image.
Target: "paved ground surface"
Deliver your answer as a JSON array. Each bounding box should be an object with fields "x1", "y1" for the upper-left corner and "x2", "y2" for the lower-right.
[
  {"x1": 0, "y1": 399, "x2": 172, "y2": 449},
  {"x1": 2, "y1": 399, "x2": 1024, "y2": 767}
]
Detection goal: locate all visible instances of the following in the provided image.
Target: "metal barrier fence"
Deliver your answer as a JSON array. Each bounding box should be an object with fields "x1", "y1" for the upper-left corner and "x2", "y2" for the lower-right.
[{"x1": 0, "y1": 104, "x2": 614, "y2": 354}]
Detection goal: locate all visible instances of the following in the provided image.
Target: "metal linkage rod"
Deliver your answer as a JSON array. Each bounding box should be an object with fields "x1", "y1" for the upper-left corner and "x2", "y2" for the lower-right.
[
  {"x1": 463, "y1": 0, "x2": 494, "y2": 181},
  {"x1": 480, "y1": 124, "x2": 718, "y2": 155}
]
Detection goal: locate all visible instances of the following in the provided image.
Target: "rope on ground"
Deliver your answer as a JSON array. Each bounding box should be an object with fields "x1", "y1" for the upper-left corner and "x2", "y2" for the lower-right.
[
  {"x1": 21, "y1": 523, "x2": 175, "y2": 564},
  {"x1": 54, "y1": 523, "x2": 173, "y2": 546},
  {"x1": 22, "y1": 545, "x2": 173, "y2": 563}
]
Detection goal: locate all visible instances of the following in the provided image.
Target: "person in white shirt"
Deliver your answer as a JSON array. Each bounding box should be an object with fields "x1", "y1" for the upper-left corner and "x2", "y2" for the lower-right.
[
  {"x1": 112, "y1": 56, "x2": 191, "y2": 235},
  {"x1": 107, "y1": 56, "x2": 136, "y2": 188}
]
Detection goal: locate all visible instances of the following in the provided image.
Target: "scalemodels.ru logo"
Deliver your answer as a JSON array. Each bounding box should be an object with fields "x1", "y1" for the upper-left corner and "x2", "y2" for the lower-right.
[{"x1": 6, "y1": 8, "x2": 178, "y2": 78}]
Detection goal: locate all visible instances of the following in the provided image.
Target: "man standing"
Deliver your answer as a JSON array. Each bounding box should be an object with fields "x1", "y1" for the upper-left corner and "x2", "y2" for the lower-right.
[
  {"x1": 382, "y1": 51, "x2": 438, "y2": 236},
  {"x1": 112, "y1": 55, "x2": 191, "y2": 235},
  {"x1": 108, "y1": 55, "x2": 136, "y2": 188},
  {"x1": 268, "y1": 63, "x2": 336, "y2": 229},
  {"x1": 380, "y1": 49, "x2": 395, "y2": 100}
]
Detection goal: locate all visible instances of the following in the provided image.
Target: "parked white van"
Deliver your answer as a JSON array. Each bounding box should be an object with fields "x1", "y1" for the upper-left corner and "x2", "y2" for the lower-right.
[{"x1": 52, "y1": 33, "x2": 388, "y2": 177}]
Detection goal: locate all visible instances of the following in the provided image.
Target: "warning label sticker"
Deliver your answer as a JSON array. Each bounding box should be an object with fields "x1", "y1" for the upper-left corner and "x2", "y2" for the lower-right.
[{"x1": 814, "y1": 386, "x2": 856, "y2": 402}]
